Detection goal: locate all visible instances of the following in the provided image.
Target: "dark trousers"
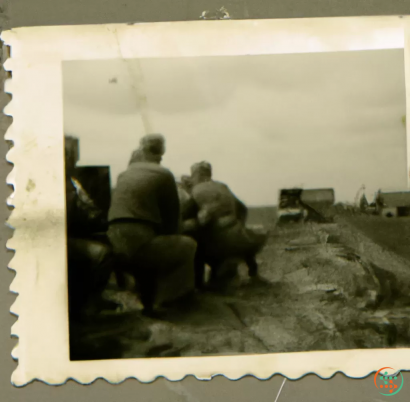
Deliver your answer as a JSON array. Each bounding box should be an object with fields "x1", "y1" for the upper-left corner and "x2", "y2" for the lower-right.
[
  {"x1": 194, "y1": 221, "x2": 267, "y2": 287},
  {"x1": 107, "y1": 221, "x2": 197, "y2": 313},
  {"x1": 67, "y1": 237, "x2": 114, "y2": 322}
]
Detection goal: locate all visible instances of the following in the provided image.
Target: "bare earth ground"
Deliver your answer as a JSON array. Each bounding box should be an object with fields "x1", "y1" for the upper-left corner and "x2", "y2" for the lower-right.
[{"x1": 74, "y1": 208, "x2": 410, "y2": 360}]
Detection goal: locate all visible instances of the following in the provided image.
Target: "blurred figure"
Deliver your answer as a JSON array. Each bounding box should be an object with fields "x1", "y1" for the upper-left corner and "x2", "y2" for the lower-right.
[
  {"x1": 107, "y1": 134, "x2": 197, "y2": 316},
  {"x1": 190, "y1": 161, "x2": 268, "y2": 288},
  {"x1": 65, "y1": 136, "x2": 117, "y2": 323},
  {"x1": 128, "y1": 134, "x2": 165, "y2": 165},
  {"x1": 177, "y1": 175, "x2": 200, "y2": 236}
]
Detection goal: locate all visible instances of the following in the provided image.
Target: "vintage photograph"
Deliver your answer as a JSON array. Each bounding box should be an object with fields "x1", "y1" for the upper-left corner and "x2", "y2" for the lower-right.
[
  {"x1": 63, "y1": 48, "x2": 410, "y2": 361},
  {"x1": 4, "y1": 17, "x2": 410, "y2": 385}
]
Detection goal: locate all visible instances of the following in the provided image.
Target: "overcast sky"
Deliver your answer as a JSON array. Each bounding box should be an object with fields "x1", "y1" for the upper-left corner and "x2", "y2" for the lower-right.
[{"x1": 63, "y1": 49, "x2": 407, "y2": 206}]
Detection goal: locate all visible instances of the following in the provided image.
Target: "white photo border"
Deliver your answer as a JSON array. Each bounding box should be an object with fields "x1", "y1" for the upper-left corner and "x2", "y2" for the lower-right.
[{"x1": 3, "y1": 15, "x2": 410, "y2": 386}]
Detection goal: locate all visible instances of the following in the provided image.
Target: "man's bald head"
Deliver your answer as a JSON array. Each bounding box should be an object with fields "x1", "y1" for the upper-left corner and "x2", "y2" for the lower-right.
[
  {"x1": 129, "y1": 133, "x2": 166, "y2": 165},
  {"x1": 139, "y1": 133, "x2": 166, "y2": 157}
]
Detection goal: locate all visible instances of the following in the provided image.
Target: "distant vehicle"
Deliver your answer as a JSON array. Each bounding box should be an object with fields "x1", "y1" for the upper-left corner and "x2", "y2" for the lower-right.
[
  {"x1": 277, "y1": 188, "x2": 306, "y2": 223},
  {"x1": 301, "y1": 188, "x2": 335, "y2": 221},
  {"x1": 375, "y1": 190, "x2": 410, "y2": 218},
  {"x1": 277, "y1": 188, "x2": 335, "y2": 224}
]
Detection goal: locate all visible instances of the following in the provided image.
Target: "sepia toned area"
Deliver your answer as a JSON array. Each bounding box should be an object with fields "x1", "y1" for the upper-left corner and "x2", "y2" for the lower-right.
[{"x1": 62, "y1": 48, "x2": 410, "y2": 361}]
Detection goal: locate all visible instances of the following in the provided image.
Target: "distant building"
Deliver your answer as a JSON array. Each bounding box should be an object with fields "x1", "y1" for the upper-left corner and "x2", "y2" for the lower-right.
[
  {"x1": 375, "y1": 191, "x2": 410, "y2": 218},
  {"x1": 277, "y1": 188, "x2": 305, "y2": 223}
]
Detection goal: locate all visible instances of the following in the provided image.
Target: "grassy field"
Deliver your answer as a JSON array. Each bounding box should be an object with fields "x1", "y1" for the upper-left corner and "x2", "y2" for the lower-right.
[
  {"x1": 340, "y1": 215, "x2": 410, "y2": 262},
  {"x1": 246, "y1": 206, "x2": 278, "y2": 227}
]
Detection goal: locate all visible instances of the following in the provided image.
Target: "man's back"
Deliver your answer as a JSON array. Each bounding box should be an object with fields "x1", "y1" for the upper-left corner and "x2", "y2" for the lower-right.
[
  {"x1": 192, "y1": 180, "x2": 237, "y2": 222},
  {"x1": 108, "y1": 162, "x2": 180, "y2": 235}
]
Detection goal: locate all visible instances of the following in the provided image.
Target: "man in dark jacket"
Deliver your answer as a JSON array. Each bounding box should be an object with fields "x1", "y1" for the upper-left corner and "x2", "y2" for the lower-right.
[
  {"x1": 65, "y1": 136, "x2": 117, "y2": 323},
  {"x1": 107, "y1": 134, "x2": 197, "y2": 316},
  {"x1": 189, "y1": 161, "x2": 267, "y2": 288}
]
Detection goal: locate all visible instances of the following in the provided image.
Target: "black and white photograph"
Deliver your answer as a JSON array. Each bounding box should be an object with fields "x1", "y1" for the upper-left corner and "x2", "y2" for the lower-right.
[
  {"x1": 5, "y1": 17, "x2": 410, "y2": 385},
  {"x1": 63, "y1": 48, "x2": 410, "y2": 361}
]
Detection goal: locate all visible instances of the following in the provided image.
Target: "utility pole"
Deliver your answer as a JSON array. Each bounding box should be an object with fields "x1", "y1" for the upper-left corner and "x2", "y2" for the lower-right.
[{"x1": 354, "y1": 184, "x2": 365, "y2": 206}]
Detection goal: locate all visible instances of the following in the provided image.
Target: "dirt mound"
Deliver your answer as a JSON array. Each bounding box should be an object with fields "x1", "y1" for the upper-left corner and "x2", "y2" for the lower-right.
[
  {"x1": 336, "y1": 216, "x2": 410, "y2": 297},
  {"x1": 77, "y1": 218, "x2": 410, "y2": 359}
]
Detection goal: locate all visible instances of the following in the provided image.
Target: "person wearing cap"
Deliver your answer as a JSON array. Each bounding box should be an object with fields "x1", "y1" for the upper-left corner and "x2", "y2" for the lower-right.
[
  {"x1": 189, "y1": 161, "x2": 267, "y2": 288},
  {"x1": 107, "y1": 134, "x2": 197, "y2": 317}
]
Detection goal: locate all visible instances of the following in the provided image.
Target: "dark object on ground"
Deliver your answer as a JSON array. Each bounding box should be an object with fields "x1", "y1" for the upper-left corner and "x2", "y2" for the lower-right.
[
  {"x1": 67, "y1": 238, "x2": 116, "y2": 323},
  {"x1": 69, "y1": 313, "x2": 152, "y2": 361}
]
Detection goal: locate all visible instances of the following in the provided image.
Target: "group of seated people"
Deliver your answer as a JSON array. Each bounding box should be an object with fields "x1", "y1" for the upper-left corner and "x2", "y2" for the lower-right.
[{"x1": 66, "y1": 133, "x2": 267, "y2": 322}]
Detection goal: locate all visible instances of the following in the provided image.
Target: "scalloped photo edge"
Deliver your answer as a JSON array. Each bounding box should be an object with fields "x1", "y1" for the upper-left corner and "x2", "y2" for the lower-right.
[{"x1": 3, "y1": 16, "x2": 410, "y2": 386}]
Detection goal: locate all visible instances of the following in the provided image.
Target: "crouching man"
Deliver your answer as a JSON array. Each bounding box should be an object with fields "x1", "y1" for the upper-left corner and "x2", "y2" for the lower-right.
[
  {"x1": 107, "y1": 134, "x2": 197, "y2": 317},
  {"x1": 190, "y1": 161, "x2": 268, "y2": 288}
]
